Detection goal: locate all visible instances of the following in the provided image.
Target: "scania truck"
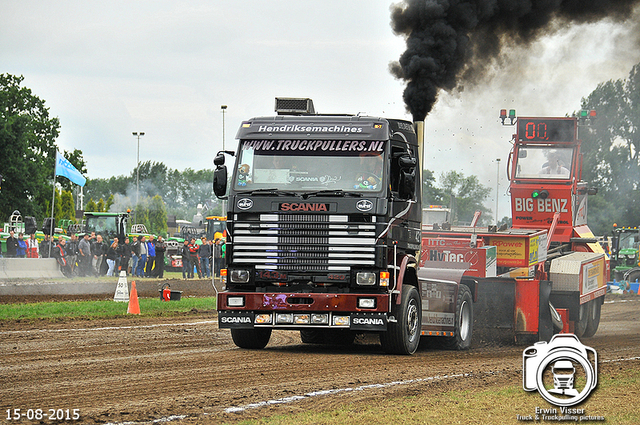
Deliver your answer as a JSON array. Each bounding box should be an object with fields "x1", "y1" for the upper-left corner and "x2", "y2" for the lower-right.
[{"x1": 213, "y1": 98, "x2": 442, "y2": 354}]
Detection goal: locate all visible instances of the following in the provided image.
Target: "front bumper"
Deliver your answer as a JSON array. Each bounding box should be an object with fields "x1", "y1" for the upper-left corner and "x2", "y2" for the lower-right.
[{"x1": 217, "y1": 292, "x2": 389, "y2": 331}]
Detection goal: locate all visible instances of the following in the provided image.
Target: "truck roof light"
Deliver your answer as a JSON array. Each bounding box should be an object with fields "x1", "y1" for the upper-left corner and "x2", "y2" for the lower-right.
[{"x1": 500, "y1": 109, "x2": 516, "y2": 125}]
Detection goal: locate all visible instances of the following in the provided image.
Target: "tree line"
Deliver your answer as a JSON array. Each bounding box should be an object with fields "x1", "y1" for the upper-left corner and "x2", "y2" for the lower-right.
[{"x1": 3, "y1": 64, "x2": 640, "y2": 235}]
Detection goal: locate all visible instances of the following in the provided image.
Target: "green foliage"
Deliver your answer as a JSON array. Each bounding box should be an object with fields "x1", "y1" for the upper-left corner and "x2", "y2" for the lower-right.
[
  {"x1": 422, "y1": 169, "x2": 444, "y2": 206},
  {"x1": 438, "y1": 171, "x2": 492, "y2": 225},
  {"x1": 580, "y1": 62, "x2": 640, "y2": 234},
  {"x1": 53, "y1": 189, "x2": 62, "y2": 220},
  {"x1": 86, "y1": 198, "x2": 97, "y2": 212},
  {"x1": 105, "y1": 194, "x2": 114, "y2": 211},
  {"x1": 85, "y1": 161, "x2": 217, "y2": 222},
  {"x1": 0, "y1": 74, "x2": 60, "y2": 220},
  {"x1": 148, "y1": 195, "x2": 168, "y2": 236},
  {"x1": 59, "y1": 190, "x2": 75, "y2": 222},
  {"x1": 134, "y1": 200, "x2": 150, "y2": 231}
]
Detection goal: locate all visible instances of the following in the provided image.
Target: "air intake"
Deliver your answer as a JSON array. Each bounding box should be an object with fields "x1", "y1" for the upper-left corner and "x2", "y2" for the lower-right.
[{"x1": 275, "y1": 97, "x2": 316, "y2": 115}]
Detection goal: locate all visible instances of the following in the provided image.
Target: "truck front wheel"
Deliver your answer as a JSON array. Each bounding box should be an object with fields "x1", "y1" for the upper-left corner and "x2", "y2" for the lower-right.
[
  {"x1": 231, "y1": 328, "x2": 272, "y2": 349},
  {"x1": 442, "y1": 284, "x2": 473, "y2": 350},
  {"x1": 381, "y1": 285, "x2": 421, "y2": 355}
]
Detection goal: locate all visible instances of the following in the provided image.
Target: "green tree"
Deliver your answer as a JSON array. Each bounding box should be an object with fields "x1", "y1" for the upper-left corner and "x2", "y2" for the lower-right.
[
  {"x1": 135, "y1": 200, "x2": 150, "y2": 232},
  {"x1": 53, "y1": 189, "x2": 62, "y2": 222},
  {"x1": 0, "y1": 74, "x2": 60, "y2": 221},
  {"x1": 60, "y1": 190, "x2": 75, "y2": 222},
  {"x1": 422, "y1": 169, "x2": 444, "y2": 207},
  {"x1": 105, "y1": 194, "x2": 114, "y2": 212},
  {"x1": 580, "y1": 62, "x2": 640, "y2": 234},
  {"x1": 438, "y1": 171, "x2": 491, "y2": 225},
  {"x1": 148, "y1": 195, "x2": 168, "y2": 236},
  {"x1": 86, "y1": 198, "x2": 97, "y2": 212},
  {"x1": 96, "y1": 198, "x2": 106, "y2": 212}
]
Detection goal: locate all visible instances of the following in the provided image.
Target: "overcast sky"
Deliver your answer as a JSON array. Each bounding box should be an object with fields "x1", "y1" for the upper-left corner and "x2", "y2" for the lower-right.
[{"x1": 3, "y1": 1, "x2": 640, "y2": 220}]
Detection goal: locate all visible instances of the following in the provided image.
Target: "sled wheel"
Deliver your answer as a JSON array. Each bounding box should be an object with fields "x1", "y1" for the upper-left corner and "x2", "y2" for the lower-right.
[
  {"x1": 574, "y1": 301, "x2": 591, "y2": 338},
  {"x1": 442, "y1": 285, "x2": 473, "y2": 350},
  {"x1": 582, "y1": 298, "x2": 602, "y2": 338}
]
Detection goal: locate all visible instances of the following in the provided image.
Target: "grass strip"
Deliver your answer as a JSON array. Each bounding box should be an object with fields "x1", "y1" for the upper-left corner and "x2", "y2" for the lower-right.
[{"x1": 0, "y1": 297, "x2": 217, "y2": 320}]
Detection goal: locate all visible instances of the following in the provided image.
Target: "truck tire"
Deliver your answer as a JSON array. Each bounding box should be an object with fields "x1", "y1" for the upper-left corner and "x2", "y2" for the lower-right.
[
  {"x1": 442, "y1": 285, "x2": 473, "y2": 350},
  {"x1": 380, "y1": 285, "x2": 421, "y2": 355},
  {"x1": 300, "y1": 329, "x2": 325, "y2": 344},
  {"x1": 231, "y1": 328, "x2": 272, "y2": 349},
  {"x1": 574, "y1": 301, "x2": 591, "y2": 338},
  {"x1": 582, "y1": 298, "x2": 602, "y2": 338}
]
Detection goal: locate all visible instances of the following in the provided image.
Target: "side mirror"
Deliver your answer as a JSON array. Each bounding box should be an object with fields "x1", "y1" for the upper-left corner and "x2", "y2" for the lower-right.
[
  {"x1": 398, "y1": 154, "x2": 416, "y2": 169},
  {"x1": 213, "y1": 166, "x2": 228, "y2": 198},
  {"x1": 399, "y1": 168, "x2": 416, "y2": 199},
  {"x1": 214, "y1": 152, "x2": 226, "y2": 166}
]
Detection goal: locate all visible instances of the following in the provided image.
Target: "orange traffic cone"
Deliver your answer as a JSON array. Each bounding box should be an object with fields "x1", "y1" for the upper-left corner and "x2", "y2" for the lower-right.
[{"x1": 127, "y1": 281, "x2": 141, "y2": 315}]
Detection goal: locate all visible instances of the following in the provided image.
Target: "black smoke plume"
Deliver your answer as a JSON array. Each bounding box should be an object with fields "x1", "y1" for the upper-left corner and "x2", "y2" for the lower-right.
[{"x1": 390, "y1": 0, "x2": 640, "y2": 121}]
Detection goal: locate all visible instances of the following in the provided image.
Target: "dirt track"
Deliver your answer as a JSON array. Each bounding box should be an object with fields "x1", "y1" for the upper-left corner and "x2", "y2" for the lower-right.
[{"x1": 1, "y1": 292, "x2": 639, "y2": 424}]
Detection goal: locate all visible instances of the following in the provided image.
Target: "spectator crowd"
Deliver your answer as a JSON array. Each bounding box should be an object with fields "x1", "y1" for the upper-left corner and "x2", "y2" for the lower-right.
[{"x1": 2, "y1": 229, "x2": 226, "y2": 280}]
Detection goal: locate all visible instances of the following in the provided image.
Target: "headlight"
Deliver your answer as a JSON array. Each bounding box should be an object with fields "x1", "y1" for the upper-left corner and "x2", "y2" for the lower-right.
[
  {"x1": 276, "y1": 313, "x2": 294, "y2": 324},
  {"x1": 230, "y1": 269, "x2": 250, "y2": 283},
  {"x1": 333, "y1": 315, "x2": 350, "y2": 327},
  {"x1": 255, "y1": 313, "x2": 272, "y2": 324},
  {"x1": 358, "y1": 298, "x2": 376, "y2": 309},
  {"x1": 356, "y1": 271, "x2": 376, "y2": 285},
  {"x1": 227, "y1": 296, "x2": 245, "y2": 307}
]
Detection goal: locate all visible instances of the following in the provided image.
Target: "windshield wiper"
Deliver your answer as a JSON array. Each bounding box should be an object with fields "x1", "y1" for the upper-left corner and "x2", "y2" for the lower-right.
[
  {"x1": 302, "y1": 189, "x2": 362, "y2": 199},
  {"x1": 238, "y1": 188, "x2": 299, "y2": 197}
]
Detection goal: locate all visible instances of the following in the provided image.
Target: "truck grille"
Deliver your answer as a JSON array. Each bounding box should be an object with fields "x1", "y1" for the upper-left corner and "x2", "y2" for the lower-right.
[{"x1": 231, "y1": 214, "x2": 376, "y2": 271}]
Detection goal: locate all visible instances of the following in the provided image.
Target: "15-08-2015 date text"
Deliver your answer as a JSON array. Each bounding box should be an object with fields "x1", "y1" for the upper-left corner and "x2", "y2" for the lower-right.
[{"x1": 6, "y1": 408, "x2": 80, "y2": 421}]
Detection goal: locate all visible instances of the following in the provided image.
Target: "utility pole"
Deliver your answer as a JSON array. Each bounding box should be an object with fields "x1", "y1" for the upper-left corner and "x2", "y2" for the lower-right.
[
  {"x1": 221, "y1": 105, "x2": 227, "y2": 216},
  {"x1": 132, "y1": 131, "x2": 145, "y2": 224},
  {"x1": 496, "y1": 158, "x2": 501, "y2": 224}
]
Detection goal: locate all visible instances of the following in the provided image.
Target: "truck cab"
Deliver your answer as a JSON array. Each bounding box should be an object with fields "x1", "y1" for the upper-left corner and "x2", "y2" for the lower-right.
[
  {"x1": 508, "y1": 116, "x2": 602, "y2": 252},
  {"x1": 213, "y1": 98, "x2": 429, "y2": 353}
]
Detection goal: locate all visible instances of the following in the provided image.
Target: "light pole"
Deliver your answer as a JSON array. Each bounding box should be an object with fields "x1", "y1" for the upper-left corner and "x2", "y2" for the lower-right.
[
  {"x1": 132, "y1": 131, "x2": 145, "y2": 224},
  {"x1": 495, "y1": 158, "x2": 501, "y2": 225},
  {"x1": 221, "y1": 105, "x2": 227, "y2": 216}
]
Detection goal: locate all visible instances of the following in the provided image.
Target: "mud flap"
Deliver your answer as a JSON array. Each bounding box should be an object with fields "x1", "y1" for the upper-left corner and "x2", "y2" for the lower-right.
[
  {"x1": 473, "y1": 278, "x2": 553, "y2": 343},
  {"x1": 537, "y1": 280, "x2": 553, "y2": 342},
  {"x1": 218, "y1": 311, "x2": 255, "y2": 329},
  {"x1": 473, "y1": 277, "x2": 516, "y2": 343}
]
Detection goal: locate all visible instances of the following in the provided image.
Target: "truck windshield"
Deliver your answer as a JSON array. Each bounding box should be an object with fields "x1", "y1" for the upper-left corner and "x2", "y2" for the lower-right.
[
  {"x1": 233, "y1": 140, "x2": 386, "y2": 193},
  {"x1": 619, "y1": 232, "x2": 638, "y2": 250},
  {"x1": 515, "y1": 146, "x2": 573, "y2": 179}
]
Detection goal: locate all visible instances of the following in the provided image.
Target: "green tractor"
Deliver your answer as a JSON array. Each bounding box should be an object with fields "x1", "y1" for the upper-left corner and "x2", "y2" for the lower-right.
[{"x1": 609, "y1": 225, "x2": 640, "y2": 284}]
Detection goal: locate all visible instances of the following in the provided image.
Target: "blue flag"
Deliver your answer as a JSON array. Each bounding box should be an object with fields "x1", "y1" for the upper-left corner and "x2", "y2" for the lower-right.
[{"x1": 55, "y1": 151, "x2": 86, "y2": 187}]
